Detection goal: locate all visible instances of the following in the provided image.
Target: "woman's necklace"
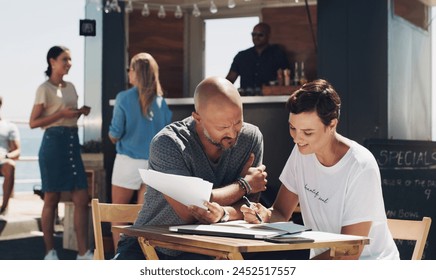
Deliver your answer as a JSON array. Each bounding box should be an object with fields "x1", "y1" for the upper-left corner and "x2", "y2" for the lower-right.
[{"x1": 56, "y1": 84, "x2": 63, "y2": 98}]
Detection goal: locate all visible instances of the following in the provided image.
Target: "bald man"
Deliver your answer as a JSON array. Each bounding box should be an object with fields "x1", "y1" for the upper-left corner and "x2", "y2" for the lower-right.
[{"x1": 114, "y1": 76, "x2": 266, "y2": 260}]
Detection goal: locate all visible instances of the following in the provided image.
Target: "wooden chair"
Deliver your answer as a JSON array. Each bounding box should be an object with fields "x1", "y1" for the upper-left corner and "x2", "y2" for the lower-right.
[
  {"x1": 387, "y1": 216, "x2": 432, "y2": 260},
  {"x1": 91, "y1": 198, "x2": 142, "y2": 260}
]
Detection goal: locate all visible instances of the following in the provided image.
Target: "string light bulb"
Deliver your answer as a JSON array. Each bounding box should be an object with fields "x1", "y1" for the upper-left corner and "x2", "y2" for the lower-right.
[
  {"x1": 125, "y1": 0, "x2": 133, "y2": 13},
  {"x1": 209, "y1": 1, "x2": 218, "y2": 14},
  {"x1": 104, "y1": 0, "x2": 111, "y2": 13},
  {"x1": 228, "y1": 0, "x2": 236, "y2": 8},
  {"x1": 157, "y1": 5, "x2": 166, "y2": 19},
  {"x1": 174, "y1": 5, "x2": 183, "y2": 19},
  {"x1": 192, "y1": 3, "x2": 201, "y2": 17},
  {"x1": 141, "y1": 3, "x2": 150, "y2": 17}
]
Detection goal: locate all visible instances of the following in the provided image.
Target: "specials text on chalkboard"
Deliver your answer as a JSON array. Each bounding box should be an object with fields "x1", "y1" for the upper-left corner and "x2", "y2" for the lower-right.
[{"x1": 365, "y1": 138, "x2": 435, "y2": 260}]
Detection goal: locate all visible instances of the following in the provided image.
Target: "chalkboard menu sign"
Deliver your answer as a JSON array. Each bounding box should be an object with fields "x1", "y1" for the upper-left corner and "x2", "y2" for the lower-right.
[{"x1": 365, "y1": 139, "x2": 435, "y2": 260}]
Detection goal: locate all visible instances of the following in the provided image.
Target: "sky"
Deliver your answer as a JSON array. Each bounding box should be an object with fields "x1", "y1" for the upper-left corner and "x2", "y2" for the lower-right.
[
  {"x1": 0, "y1": 0, "x2": 257, "y2": 121},
  {"x1": 0, "y1": 0, "x2": 85, "y2": 122},
  {"x1": 205, "y1": 16, "x2": 259, "y2": 89}
]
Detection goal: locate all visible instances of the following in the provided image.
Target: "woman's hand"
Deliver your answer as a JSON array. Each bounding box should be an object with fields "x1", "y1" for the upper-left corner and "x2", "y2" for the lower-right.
[
  {"x1": 241, "y1": 202, "x2": 269, "y2": 224},
  {"x1": 60, "y1": 107, "x2": 81, "y2": 119},
  {"x1": 78, "y1": 105, "x2": 91, "y2": 116}
]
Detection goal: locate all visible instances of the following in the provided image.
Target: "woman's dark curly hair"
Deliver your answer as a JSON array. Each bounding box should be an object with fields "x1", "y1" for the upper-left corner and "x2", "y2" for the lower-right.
[{"x1": 285, "y1": 79, "x2": 341, "y2": 126}]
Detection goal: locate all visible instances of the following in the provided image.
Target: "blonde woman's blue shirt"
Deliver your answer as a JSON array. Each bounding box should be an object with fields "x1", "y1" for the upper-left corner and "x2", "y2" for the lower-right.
[{"x1": 109, "y1": 87, "x2": 172, "y2": 159}]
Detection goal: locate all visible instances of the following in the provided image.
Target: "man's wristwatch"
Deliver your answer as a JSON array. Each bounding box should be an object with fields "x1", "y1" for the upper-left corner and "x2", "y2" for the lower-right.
[{"x1": 220, "y1": 207, "x2": 230, "y2": 222}]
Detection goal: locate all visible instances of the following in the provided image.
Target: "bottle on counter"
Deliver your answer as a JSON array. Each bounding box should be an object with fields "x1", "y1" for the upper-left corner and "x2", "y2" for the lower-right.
[
  {"x1": 277, "y1": 68, "x2": 284, "y2": 86},
  {"x1": 293, "y1": 62, "x2": 299, "y2": 86},
  {"x1": 245, "y1": 87, "x2": 254, "y2": 96},
  {"x1": 299, "y1": 61, "x2": 308, "y2": 85},
  {"x1": 284, "y1": 69, "x2": 291, "y2": 86}
]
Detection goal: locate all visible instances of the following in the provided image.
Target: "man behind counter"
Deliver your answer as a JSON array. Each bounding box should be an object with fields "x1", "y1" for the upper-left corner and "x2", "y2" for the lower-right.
[{"x1": 225, "y1": 22, "x2": 289, "y2": 95}]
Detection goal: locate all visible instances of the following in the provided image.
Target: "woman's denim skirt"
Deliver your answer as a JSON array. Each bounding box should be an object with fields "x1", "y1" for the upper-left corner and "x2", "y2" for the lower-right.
[{"x1": 38, "y1": 126, "x2": 88, "y2": 192}]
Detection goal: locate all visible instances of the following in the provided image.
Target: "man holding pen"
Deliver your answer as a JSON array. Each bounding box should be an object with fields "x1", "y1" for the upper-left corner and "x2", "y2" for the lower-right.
[{"x1": 114, "y1": 76, "x2": 268, "y2": 260}]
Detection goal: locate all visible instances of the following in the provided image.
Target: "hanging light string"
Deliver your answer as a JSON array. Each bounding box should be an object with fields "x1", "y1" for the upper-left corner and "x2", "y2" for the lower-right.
[
  {"x1": 97, "y1": 0, "x2": 233, "y2": 18},
  {"x1": 93, "y1": 0, "x2": 304, "y2": 18}
]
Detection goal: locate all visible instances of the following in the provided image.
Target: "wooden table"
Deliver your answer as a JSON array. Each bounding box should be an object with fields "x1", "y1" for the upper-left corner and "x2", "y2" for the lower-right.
[{"x1": 113, "y1": 225, "x2": 370, "y2": 260}]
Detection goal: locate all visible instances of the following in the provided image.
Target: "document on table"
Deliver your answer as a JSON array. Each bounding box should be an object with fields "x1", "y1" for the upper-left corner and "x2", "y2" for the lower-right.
[
  {"x1": 216, "y1": 220, "x2": 311, "y2": 234},
  {"x1": 138, "y1": 169, "x2": 212, "y2": 210},
  {"x1": 169, "y1": 220, "x2": 311, "y2": 240}
]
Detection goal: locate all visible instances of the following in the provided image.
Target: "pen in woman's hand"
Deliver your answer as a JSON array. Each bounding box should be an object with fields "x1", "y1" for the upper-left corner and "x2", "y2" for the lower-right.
[{"x1": 242, "y1": 196, "x2": 263, "y2": 223}]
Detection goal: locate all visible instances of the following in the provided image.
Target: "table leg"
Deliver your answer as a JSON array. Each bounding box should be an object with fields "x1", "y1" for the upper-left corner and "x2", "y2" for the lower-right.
[
  {"x1": 138, "y1": 237, "x2": 160, "y2": 260},
  {"x1": 225, "y1": 252, "x2": 244, "y2": 260},
  {"x1": 330, "y1": 245, "x2": 361, "y2": 259}
]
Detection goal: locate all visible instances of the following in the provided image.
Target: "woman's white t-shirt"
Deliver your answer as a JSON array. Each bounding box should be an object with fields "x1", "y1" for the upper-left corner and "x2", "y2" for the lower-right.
[{"x1": 280, "y1": 140, "x2": 399, "y2": 259}]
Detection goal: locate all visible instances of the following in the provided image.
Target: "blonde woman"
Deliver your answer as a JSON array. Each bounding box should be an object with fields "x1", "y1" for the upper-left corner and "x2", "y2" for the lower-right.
[{"x1": 109, "y1": 53, "x2": 172, "y2": 249}]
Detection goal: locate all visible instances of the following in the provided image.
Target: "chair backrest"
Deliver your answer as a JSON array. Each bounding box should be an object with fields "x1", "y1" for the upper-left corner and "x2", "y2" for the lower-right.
[
  {"x1": 91, "y1": 198, "x2": 142, "y2": 260},
  {"x1": 387, "y1": 216, "x2": 432, "y2": 260}
]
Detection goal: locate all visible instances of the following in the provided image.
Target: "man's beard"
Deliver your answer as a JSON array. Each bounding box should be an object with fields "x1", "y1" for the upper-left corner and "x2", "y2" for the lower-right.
[{"x1": 203, "y1": 127, "x2": 238, "y2": 151}]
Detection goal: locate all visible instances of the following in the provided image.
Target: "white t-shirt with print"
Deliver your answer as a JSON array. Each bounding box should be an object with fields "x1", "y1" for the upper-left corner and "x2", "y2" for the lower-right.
[{"x1": 280, "y1": 140, "x2": 399, "y2": 259}]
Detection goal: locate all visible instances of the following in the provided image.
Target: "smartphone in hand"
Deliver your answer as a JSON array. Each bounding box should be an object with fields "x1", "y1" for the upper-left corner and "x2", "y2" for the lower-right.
[{"x1": 79, "y1": 105, "x2": 91, "y2": 116}]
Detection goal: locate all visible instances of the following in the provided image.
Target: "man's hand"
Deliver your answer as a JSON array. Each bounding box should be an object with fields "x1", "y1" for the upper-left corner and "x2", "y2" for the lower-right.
[
  {"x1": 240, "y1": 153, "x2": 268, "y2": 194},
  {"x1": 244, "y1": 165, "x2": 267, "y2": 193},
  {"x1": 189, "y1": 201, "x2": 224, "y2": 224}
]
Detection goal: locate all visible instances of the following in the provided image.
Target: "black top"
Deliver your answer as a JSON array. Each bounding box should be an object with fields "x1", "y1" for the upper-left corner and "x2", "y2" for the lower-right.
[{"x1": 229, "y1": 44, "x2": 289, "y2": 90}]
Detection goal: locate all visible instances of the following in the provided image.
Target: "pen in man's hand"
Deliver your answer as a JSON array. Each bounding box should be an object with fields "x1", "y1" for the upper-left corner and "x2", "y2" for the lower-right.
[{"x1": 242, "y1": 195, "x2": 263, "y2": 223}]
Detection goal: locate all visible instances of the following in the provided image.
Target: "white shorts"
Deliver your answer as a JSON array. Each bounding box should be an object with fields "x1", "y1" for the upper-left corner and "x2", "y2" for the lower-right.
[{"x1": 111, "y1": 154, "x2": 149, "y2": 190}]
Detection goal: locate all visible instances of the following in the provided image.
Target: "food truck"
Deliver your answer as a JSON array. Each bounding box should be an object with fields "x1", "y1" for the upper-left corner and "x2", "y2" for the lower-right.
[{"x1": 80, "y1": 0, "x2": 435, "y2": 259}]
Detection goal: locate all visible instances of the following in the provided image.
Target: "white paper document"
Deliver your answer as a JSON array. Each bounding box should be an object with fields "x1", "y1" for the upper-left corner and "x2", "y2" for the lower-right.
[
  {"x1": 169, "y1": 220, "x2": 311, "y2": 239},
  {"x1": 138, "y1": 169, "x2": 213, "y2": 209},
  {"x1": 216, "y1": 220, "x2": 311, "y2": 234}
]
